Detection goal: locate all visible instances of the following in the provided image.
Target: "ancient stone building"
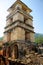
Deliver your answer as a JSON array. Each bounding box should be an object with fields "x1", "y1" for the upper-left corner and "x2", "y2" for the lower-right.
[
  {"x1": 3, "y1": 0, "x2": 35, "y2": 43},
  {"x1": 0, "y1": 0, "x2": 43, "y2": 65}
]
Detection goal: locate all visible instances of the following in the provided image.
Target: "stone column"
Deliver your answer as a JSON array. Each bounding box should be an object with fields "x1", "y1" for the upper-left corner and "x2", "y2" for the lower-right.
[
  {"x1": 25, "y1": 31, "x2": 30, "y2": 41},
  {"x1": 11, "y1": 27, "x2": 25, "y2": 41},
  {"x1": 29, "y1": 32, "x2": 35, "y2": 42}
]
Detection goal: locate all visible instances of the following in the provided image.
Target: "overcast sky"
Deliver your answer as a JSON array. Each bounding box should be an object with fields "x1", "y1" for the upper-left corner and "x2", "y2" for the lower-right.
[{"x1": 0, "y1": 0, "x2": 43, "y2": 37}]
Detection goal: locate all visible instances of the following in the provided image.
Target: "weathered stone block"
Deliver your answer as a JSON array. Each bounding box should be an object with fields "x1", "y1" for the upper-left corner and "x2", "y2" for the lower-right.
[
  {"x1": 13, "y1": 13, "x2": 24, "y2": 22},
  {"x1": 25, "y1": 19, "x2": 33, "y2": 26},
  {"x1": 29, "y1": 32, "x2": 35, "y2": 42},
  {"x1": 11, "y1": 27, "x2": 25, "y2": 41},
  {"x1": 3, "y1": 33, "x2": 8, "y2": 43}
]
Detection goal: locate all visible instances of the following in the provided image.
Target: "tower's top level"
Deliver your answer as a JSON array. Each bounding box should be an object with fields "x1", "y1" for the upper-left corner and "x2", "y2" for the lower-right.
[{"x1": 7, "y1": 0, "x2": 32, "y2": 13}]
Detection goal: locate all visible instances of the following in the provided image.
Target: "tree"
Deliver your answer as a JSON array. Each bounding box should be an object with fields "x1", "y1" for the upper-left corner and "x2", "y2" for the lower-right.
[{"x1": 35, "y1": 36, "x2": 43, "y2": 44}]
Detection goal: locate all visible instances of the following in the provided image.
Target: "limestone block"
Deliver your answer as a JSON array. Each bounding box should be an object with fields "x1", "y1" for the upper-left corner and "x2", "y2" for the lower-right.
[
  {"x1": 15, "y1": 4, "x2": 22, "y2": 10},
  {"x1": 25, "y1": 31, "x2": 35, "y2": 42},
  {"x1": 26, "y1": 10, "x2": 30, "y2": 14},
  {"x1": 3, "y1": 32, "x2": 11, "y2": 42},
  {"x1": 29, "y1": 32, "x2": 35, "y2": 42},
  {"x1": 3, "y1": 33, "x2": 8, "y2": 43},
  {"x1": 25, "y1": 32, "x2": 30, "y2": 41},
  {"x1": 6, "y1": 18, "x2": 12, "y2": 26},
  {"x1": 11, "y1": 27, "x2": 25, "y2": 41},
  {"x1": 18, "y1": 22, "x2": 34, "y2": 31},
  {"x1": 11, "y1": 29, "x2": 17, "y2": 41},
  {"x1": 9, "y1": 9, "x2": 13, "y2": 13},
  {"x1": 25, "y1": 19, "x2": 33, "y2": 26},
  {"x1": 13, "y1": 13, "x2": 24, "y2": 22},
  {"x1": 17, "y1": 27, "x2": 25, "y2": 40}
]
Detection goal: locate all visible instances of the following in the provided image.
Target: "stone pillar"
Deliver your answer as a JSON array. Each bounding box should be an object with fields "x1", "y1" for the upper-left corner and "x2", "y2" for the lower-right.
[
  {"x1": 3, "y1": 32, "x2": 11, "y2": 43},
  {"x1": 7, "y1": 32, "x2": 11, "y2": 42},
  {"x1": 3, "y1": 33, "x2": 8, "y2": 43},
  {"x1": 25, "y1": 31, "x2": 35, "y2": 42},
  {"x1": 25, "y1": 31, "x2": 30, "y2": 41},
  {"x1": 11, "y1": 27, "x2": 25, "y2": 41},
  {"x1": 29, "y1": 32, "x2": 35, "y2": 42}
]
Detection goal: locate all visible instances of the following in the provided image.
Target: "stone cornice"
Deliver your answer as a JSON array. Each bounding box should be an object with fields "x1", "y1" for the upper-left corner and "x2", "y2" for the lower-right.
[
  {"x1": 4, "y1": 25, "x2": 35, "y2": 33},
  {"x1": 7, "y1": 0, "x2": 32, "y2": 12},
  {"x1": 6, "y1": 9, "x2": 33, "y2": 21},
  {"x1": 5, "y1": 20, "x2": 34, "y2": 29},
  {"x1": 4, "y1": 20, "x2": 34, "y2": 33}
]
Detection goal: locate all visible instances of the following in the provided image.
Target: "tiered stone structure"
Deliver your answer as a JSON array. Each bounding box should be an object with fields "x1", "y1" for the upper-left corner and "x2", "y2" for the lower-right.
[
  {"x1": 3, "y1": 0, "x2": 35, "y2": 43},
  {"x1": 2, "y1": 0, "x2": 36, "y2": 65}
]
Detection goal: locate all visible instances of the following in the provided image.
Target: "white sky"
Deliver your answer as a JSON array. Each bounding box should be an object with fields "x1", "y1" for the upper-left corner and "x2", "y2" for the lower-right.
[
  {"x1": 0, "y1": 0, "x2": 16, "y2": 37},
  {"x1": 0, "y1": 0, "x2": 43, "y2": 37}
]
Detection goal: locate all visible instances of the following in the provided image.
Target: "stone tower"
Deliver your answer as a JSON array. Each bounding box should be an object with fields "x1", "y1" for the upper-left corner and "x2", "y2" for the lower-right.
[
  {"x1": 3, "y1": 0, "x2": 35, "y2": 64},
  {"x1": 3, "y1": 0, "x2": 35, "y2": 43}
]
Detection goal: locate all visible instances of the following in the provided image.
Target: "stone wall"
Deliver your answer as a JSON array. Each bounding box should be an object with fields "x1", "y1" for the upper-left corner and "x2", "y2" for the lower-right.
[
  {"x1": 30, "y1": 32, "x2": 35, "y2": 42},
  {"x1": 25, "y1": 19, "x2": 33, "y2": 26},
  {"x1": 11, "y1": 27, "x2": 25, "y2": 41},
  {"x1": 13, "y1": 13, "x2": 24, "y2": 22}
]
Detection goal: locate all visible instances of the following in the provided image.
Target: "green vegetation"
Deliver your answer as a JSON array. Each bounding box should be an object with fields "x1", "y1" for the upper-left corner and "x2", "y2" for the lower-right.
[
  {"x1": 0, "y1": 33, "x2": 43, "y2": 44},
  {"x1": 35, "y1": 33, "x2": 43, "y2": 44},
  {"x1": 0, "y1": 37, "x2": 3, "y2": 41}
]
